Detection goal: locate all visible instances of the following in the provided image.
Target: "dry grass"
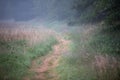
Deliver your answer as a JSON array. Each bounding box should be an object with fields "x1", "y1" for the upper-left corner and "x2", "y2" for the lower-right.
[
  {"x1": 0, "y1": 24, "x2": 57, "y2": 45},
  {"x1": 93, "y1": 55, "x2": 120, "y2": 80}
]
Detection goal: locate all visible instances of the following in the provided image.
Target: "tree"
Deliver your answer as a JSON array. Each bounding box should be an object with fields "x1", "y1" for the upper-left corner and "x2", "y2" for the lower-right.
[{"x1": 72, "y1": 0, "x2": 120, "y2": 27}]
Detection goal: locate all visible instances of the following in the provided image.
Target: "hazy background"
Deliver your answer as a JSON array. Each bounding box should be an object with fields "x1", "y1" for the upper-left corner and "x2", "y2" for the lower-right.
[{"x1": 0, "y1": 0, "x2": 75, "y2": 23}]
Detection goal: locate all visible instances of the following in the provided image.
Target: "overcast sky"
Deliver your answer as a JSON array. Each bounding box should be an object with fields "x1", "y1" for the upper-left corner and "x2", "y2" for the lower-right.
[{"x1": 0, "y1": 0, "x2": 74, "y2": 22}]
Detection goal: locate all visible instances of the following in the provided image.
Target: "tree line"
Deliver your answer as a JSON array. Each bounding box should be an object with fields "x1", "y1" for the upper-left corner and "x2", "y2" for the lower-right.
[{"x1": 71, "y1": 0, "x2": 120, "y2": 28}]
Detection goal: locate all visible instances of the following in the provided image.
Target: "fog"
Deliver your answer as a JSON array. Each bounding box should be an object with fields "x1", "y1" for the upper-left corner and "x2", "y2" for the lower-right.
[
  {"x1": 0, "y1": 0, "x2": 75, "y2": 23},
  {"x1": 0, "y1": 0, "x2": 120, "y2": 80}
]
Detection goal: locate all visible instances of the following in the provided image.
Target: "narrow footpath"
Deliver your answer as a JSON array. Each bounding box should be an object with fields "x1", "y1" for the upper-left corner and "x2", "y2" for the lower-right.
[{"x1": 24, "y1": 37, "x2": 71, "y2": 80}]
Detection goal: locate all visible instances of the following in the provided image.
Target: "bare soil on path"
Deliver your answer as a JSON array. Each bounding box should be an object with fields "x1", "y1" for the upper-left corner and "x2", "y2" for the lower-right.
[{"x1": 23, "y1": 37, "x2": 71, "y2": 80}]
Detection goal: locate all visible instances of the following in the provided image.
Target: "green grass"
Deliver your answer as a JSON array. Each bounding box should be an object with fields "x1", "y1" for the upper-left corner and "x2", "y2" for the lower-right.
[
  {"x1": 57, "y1": 26, "x2": 120, "y2": 80},
  {"x1": 57, "y1": 55, "x2": 96, "y2": 80},
  {"x1": 0, "y1": 36, "x2": 58, "y2": 80}
]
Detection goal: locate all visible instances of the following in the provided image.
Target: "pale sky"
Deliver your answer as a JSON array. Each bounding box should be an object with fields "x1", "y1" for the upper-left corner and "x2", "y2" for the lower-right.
[{"x1": 0, "y1": 0, "x2": 74, "y2": 21}]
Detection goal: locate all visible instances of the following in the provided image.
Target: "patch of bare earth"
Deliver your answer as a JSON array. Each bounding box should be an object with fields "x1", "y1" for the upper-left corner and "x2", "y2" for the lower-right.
[{"x1": 23, "y1": 37, "x2": 71, "y2": 80}]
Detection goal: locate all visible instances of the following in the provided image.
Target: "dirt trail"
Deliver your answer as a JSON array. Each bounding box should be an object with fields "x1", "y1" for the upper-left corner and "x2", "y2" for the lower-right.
[{"x1": 24, "y1": 37, "x2": 71, "y2": 80}]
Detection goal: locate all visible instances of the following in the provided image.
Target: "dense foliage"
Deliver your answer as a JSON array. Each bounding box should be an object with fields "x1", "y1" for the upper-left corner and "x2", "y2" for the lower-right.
[
  {"x1": 57, "y1": 1, "x2": 120, "y2": 80},
  {"x1": 72, "y1": 0, "x2": 120, "y2": 26}
]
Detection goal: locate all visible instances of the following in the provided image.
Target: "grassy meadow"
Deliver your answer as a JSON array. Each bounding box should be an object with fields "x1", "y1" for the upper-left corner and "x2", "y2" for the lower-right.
[
  {"x1": 57, "y1": 24, "x2": 120, "y2": 80},
  {"x1": 0, "y1": 26, "x2": 58, "y2": 80},
  {"x1": 0, "y1": 23, "x2": 120, "y2": 80}
]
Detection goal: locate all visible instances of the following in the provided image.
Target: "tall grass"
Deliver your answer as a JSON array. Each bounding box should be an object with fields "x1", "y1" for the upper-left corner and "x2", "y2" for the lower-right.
[
  {"x1": 0, "y1": 27, "x2": 58, "y2": 80},
  {"x1": 57, "y1": 24, "x2": 120, "y2": 80}
]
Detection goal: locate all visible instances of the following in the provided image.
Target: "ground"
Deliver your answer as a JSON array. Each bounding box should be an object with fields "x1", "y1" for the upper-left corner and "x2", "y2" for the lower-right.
[{"x1": 23, "y1": 36, "x2": 71, "y2": 80}]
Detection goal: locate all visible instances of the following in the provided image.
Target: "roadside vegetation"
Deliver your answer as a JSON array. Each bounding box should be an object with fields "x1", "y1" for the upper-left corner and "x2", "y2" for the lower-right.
[
  {"x1": 0, "y1": 27, "x2": 58, "y2": 80},
  {"x1": 57, "y1": 24, "x2": 120, "y2": 80},
  {"x1": 57, "y1": 0, "x2": 120, "y2": 80}
]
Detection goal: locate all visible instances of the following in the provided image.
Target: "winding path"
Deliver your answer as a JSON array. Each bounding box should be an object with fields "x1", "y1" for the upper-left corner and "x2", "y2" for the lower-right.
[{"x1": 24, "y1": 37, "x2": 71, "y2": 80}]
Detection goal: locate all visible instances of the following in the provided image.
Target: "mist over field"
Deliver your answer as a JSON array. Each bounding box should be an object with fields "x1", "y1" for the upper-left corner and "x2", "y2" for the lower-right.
[
  {"x1": 0, "y1": 0, "x2": 120, "y2": 80},
  {"x1": 0, "y1": 0, "x2": 74, "y2": 23}
]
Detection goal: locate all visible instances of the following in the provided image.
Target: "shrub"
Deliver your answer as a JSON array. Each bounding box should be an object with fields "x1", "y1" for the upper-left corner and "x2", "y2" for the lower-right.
[{"x1": 0, "y1": 36, "x2": 58, "y2": 80}]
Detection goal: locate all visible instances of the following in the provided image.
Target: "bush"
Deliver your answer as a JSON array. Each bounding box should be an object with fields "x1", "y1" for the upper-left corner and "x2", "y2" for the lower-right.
[
  {"x1": 0, "y1": 36, "x2": 58, "y2": 80},
  {"x1": 57, "y1": 26, "x2": 120, "y2": 80}
]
